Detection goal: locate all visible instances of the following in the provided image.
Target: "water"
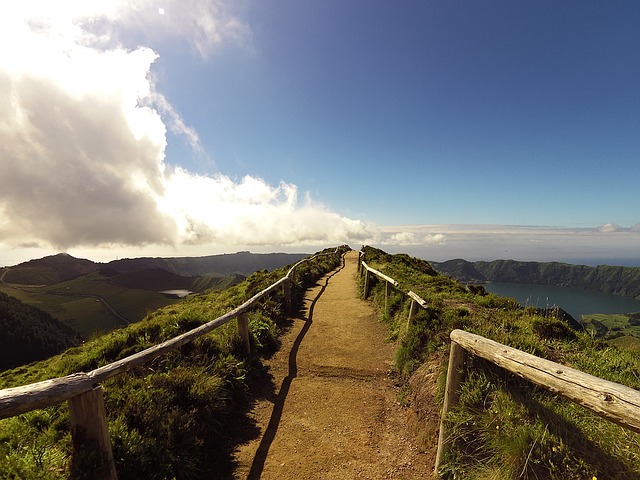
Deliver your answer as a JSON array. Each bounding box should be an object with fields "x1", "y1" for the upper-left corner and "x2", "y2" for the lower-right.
[
  {"x1": 159, "y1": 289, "x2": 192, "y2": 298},
  {"x1": 484, "y1": 282, "x2": 640, "y2": 320}
]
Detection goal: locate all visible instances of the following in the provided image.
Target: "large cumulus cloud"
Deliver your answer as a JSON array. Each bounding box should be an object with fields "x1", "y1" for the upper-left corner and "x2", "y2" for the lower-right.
[{"x1": 0, "y1": 1, "x2": 372, "y2": 251}]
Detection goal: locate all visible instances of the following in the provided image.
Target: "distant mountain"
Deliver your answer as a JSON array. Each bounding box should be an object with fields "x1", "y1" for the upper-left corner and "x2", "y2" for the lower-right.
[
  {"x1": 0, "y1": 252, "x2": 308, "y2": 340},
  {"x1": 2, "y1": 253, "x2": 98, "y2": 285},
  {"x1": 106, "y1": 251, "x2": 308, "y2": 277},
  {"x1": 104, "y1": 268, "x2": 201, "y2": 291},
  {"x1": 431, "y1": 259, "x2": 640, "y2": 299},
  {"x1": 0, "y1": 291, "x2": 81, "y2": 370},
  {"x1": 3, "y1": 252, "x2": 309, "y2": 286}
]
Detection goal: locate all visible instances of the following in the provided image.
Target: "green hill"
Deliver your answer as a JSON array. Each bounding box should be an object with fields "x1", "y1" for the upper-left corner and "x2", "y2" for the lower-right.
[
  {"x1": 1, "y1": 246, "x2": 638, "y2": 479},
  {"x1": 2, "y1": 253, "x2": 98, "y2": 285},
  {"x1": 362, "y1": 246, "x2": 640, "y2": 479},
  {"x1": 0, "y1": 252, "x2": 303, "y2": 340},
  {"x1": 0, "y1": 248, "x2": 345, "y2": 479},
  {"x1": 432, "y1": 258, "x2": 640, "y2": 299},
  {"x1": 2, "y1": 252, "x2": 308, "y2": 287},
  {"x1": 106, "y1": 251, "x2": 309, "y2": 277},
  {"x1": 0, "y1": 291, "x2": 81, "y2": 370}
]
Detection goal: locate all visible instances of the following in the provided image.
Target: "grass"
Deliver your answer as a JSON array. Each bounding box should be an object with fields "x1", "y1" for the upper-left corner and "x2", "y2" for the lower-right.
[
  {"x1": 581, "y1": 313, "x2": 640, "y2": 351},
  {"x1": 56, "y1": 297, "x2": 120, "y2": 337},
  {"x1": 1, "y1": 271, "x2": 194, "y2": 339},
  {"x1": 360, "y1": 245, "x2": 640, "y2": 480},
  {"x1": 0, "y1": 246, "x2": 348, "y2": 479}
]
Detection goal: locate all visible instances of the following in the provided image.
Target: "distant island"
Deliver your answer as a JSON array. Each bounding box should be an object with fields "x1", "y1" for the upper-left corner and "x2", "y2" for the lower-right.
[{"x1": 430, "y1": 258, "x2": 640, "y2": 300}]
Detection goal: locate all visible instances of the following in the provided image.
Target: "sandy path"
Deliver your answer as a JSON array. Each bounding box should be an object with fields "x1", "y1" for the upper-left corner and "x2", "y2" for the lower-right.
[{"x1": 233, "y1": 251, "x2": 434, "y2": 479}]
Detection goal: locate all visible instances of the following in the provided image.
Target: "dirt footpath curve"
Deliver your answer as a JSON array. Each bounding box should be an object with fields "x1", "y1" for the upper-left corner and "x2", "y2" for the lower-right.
[{"x1": 233, "y1": 251, "x2": 435, "y2": 479}]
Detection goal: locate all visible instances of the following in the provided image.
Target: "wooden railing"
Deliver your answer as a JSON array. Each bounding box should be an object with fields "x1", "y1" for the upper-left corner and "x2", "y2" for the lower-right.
[
  {"x1": 358, "y1": 248, "x2": 640, "y2": 477},
  {"x1": 434, "y1": 329, "x2": 640, "y2": 474},
  {"x1": 358, "y1": 252, "x2": 426, "y2": 324},
  {"x1": 0, "y1": 247, "x2": 346, "y2": 480}
]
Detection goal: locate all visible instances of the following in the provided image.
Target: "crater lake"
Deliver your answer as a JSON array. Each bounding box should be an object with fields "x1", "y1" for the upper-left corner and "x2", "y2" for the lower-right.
[{"x1": 484, "y1": 282, "x2": 640, "y2": 320}]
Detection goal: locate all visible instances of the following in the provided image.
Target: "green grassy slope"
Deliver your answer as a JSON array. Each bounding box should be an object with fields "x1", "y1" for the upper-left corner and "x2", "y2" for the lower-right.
[
  {"x1": 1, "y1": 252, "x2": 298, "y2": 342},
  {"x1": 0, "y1": 292, "x2": 81, "y2": 370},
  {"x1": 361, "y1": 246, "x2": 640, "y2": 480},
  {"x1": 581, "y1": 312, "x2": 640, "y2": 351},
  {"x1": 432, "y1": 258, "x2": 640, "y2": 299},
  {"x1": 106, "y1": 251, "x2": 309, "y2": 277},
  {"x1": 0, "y1": 247, "x2": 347, "y2": 479},
  {"x1": 1, "y1": 253, "x2": 98, "y2": 285},
  {"x1": 0, "y1": 269, "x2": 243, "y2": 340}
]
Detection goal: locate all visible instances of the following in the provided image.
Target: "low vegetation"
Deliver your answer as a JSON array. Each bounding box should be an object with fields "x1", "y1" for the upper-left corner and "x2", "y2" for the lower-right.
[
  {"x1": 361, "y1": 246, "x2": 640, "y2": 480},
  {"x1": 0, "y1": 292, "x2": 81, "y2": 370},
  {"x1": 0, "y1": 270, "x2": 244, "y2": 340},
  {"x1": 0, "y1": 252, "x2": 308, "y2": 341},
  {"x1": 581, "y1": 312, "x2": 640, "y2": 351},
  {"x1": 3, "y1": 245, "x2": 638, "y2": 479},
  {"x1": 0, "y1": 247, "x2": 347, "y2": 479}
]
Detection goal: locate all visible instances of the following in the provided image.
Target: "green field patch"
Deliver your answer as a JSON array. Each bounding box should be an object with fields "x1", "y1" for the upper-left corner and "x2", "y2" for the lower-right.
[
  {"x1": 45, "y1": 271, "x2": 128, "y2": 298},
  {"x1": 56, "y1": 297, "x2": 122, "y2": 337},
  {"x1": 107, "y1": 289, "x2": 179, "y2": 322},
  {"x1": 580, "y1": 312, "x2": 640, "y2": 351}
]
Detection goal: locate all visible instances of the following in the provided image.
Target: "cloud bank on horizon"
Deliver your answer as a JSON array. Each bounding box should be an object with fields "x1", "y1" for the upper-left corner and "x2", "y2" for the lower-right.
[
  {"x1": 376, "y1": 225, "x2": 640, "y2": 266},
  {"x1": 0, "y1": 0, "x2": 372, "y2": 252}
]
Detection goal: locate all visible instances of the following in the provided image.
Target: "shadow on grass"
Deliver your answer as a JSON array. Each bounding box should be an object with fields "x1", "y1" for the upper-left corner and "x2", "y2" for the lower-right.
[{"x1": 486, "y1": 360, "x2": 640, "y2": 480}]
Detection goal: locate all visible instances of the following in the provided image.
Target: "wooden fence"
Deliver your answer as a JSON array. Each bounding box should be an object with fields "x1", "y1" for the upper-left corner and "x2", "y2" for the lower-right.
[
  {"x1": 358, "y1": 248, "x2": 640, "y2": 477},
  {"x1": 358, "y1": 253, "x2": 425, "y2": 324},
  {"x1": 0, "y1": 247, "x2": 345, "y2": 480},
  {"x1": 434, "y1": 329, "x2": 640, "y2": 474}
]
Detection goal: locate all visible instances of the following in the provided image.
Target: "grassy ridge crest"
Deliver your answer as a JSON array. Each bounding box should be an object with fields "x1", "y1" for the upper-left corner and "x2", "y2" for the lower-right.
[
  {"x1": 0, "y1": 247, "x2": 347, "y2": 479},
  {"x1": 361, "y1": 246, "x2": 640, "y2": 480}
]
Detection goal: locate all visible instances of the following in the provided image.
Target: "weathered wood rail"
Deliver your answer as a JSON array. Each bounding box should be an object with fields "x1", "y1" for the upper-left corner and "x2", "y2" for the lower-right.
[
  {"x1": 358, "y1": 252, "x2": 425, "y2": 323},
  {"x1": 434, "y1": 329, "x2": 640, "y2": 474},
  {"x1": 0, "y1": 247, "x2": 345, "y2": 480},
  {"x1": 358, "y1": 247, "x2": 640, "y2": 477}
]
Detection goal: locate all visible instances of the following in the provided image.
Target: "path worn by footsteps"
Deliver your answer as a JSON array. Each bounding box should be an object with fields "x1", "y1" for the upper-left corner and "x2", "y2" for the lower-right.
[{"x1": 233, "y1": 251, "x2": 434, "y2": 479}]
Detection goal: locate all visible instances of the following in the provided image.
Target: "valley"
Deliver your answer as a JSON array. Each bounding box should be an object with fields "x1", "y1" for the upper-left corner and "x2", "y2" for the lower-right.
[{"x1": 0, "y1": 251, "x2": 307, "y2": 339}]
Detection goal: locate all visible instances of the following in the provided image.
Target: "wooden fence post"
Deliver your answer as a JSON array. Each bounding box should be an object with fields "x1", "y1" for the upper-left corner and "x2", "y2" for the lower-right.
[
  {"x1": 283, "y1": 277, "x2": 292, "y2": 313},
  {"x1": 435, "y1": 341, "x2": 467, "y2": 476},
  {"x1": 407, "y1": 299, "x2": 417, "y2": 326},
  {"x1": 68, "y1": 386, "x2": 117, "y2": 480},
  {"x1": 363, "y1": 269, "x2": 370, "y2": 299},
  {"x1": 237, "y1": 312, "x2": 251, "y2": 355},
  {"x1": 384, "y1": 281, "x2": 391, "y2": 315}
]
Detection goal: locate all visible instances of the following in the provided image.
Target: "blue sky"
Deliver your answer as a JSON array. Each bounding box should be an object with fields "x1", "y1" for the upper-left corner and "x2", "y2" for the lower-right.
[
  {"x1": 161, "y1": 1, "x2": 640, "y2": 226},
  {"x1": 1, "y1": 1, "x2": 639, "y2": 266}
]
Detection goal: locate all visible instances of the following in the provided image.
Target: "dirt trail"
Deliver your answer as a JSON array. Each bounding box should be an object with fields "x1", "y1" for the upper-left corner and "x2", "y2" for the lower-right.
[{"x1": 233, "y1": 251, "x2": 434, "y2": 479}]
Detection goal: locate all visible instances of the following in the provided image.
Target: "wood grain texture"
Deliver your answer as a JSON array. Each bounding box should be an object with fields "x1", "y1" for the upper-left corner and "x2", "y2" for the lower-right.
[{"x1": 450, "y1": 329, "x2": 640, "y2": 433}]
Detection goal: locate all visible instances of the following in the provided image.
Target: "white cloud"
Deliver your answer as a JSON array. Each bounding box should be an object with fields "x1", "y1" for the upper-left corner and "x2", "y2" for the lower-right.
[
  {"x1": 157, "y1": 169, "x2": 372, "y2": 246},
  {"x1": 380, "y1": 229, "x2": 446, "y2": 246},
  {"x1": 598, "y1": 223, "x2": 623, "y2": 233},
  {"x1": 373, "y1": 224, "x2": 640, "y2": 266},
  {"x1": 0, "y1": 2, "x2": 372, "y2": 253}
]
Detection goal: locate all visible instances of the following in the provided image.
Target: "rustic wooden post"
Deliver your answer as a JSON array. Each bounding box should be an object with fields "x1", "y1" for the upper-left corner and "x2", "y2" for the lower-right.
[
  {"x1": 407, "y1": 299, "x2": 418, "y2": 326},
  {"x1": 68, "y1": 386, "x2": 117, "y2": 480},
  {"x1": 435, "y1": 341, "x2": 468, "y2": 476},
  {"x1": 237, "y1": 312, "x2": 251, "y2": 355},
  {"x1": 384, "y1": 281, "x2": 391, "y2": 315},
  {"x1": 363, "y1": 269, "x2": 370, "y2": 299},
  {"x1": 283, "y1": 277, "x2": 292, "y2": 313}
]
